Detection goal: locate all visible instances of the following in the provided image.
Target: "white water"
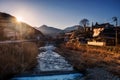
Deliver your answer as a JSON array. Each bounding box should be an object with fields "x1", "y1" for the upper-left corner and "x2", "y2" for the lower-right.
[{"x1": 36, "y1": 45, "x2": 73, "y2": 71}]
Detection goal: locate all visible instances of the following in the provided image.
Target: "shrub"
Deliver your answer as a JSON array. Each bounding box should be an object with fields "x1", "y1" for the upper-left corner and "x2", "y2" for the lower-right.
[{"x1": 0, "y1": 42, "x2": 38, "y2": 79}]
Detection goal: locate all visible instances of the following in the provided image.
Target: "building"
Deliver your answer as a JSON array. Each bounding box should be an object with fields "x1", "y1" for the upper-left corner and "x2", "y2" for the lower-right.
[{"x1": 88, "y1": 23, "x2": 120, "y2": 46}]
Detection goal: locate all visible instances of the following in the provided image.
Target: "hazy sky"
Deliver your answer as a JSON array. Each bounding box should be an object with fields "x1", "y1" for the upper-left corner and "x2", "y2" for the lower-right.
[{"x1": 0, "y1": 0, "x2": 120, "y2": 29}]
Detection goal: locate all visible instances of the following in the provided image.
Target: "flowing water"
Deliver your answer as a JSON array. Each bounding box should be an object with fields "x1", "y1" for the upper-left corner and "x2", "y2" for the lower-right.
[{"x1": 12, "y1": 44, "x2": 83, "y2": 80}]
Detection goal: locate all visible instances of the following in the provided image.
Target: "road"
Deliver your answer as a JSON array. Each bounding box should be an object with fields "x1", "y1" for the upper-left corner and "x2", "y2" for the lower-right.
[{"x1": 0, "y1": 40, "x2": 36, "y2": 44}]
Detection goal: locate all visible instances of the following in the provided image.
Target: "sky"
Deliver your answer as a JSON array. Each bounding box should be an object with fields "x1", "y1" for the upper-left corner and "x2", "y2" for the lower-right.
[{"x1": 0, "y1": 0, "x2": 120, "y2": 29}]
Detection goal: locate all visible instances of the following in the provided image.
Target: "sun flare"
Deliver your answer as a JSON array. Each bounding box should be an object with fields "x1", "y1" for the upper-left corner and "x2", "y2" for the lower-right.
[{"x1": 16, "y1": 16, "x2": 23, "y2": 22}]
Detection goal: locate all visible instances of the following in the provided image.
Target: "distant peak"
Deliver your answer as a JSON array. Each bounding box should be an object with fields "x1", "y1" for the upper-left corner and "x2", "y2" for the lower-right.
[{"x1": 40, "y1": 25, "x2": 48, "y2": 27}]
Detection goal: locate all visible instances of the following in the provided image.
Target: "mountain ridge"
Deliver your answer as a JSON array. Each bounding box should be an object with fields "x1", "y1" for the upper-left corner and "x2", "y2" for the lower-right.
[
  {"x1": 0, "y1": 12, "x2": 44, "y2": 40},
  {"x1": 37, "y1": 25, "x2": 63, "y2": 37}
]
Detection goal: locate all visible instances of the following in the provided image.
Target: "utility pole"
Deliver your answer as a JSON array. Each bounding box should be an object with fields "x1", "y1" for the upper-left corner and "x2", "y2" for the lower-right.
[
  {"x1": 112, "y1": 17, "x2": 118, "y2": 46},
  {"x1": 115, "y1": 18, "x2": 118, "y2": 46}
]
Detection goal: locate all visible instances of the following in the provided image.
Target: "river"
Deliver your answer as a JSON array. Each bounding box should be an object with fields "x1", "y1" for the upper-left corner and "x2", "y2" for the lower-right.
[{"x1": 12, "y1": 44, "x2": 83, "y2": 80}]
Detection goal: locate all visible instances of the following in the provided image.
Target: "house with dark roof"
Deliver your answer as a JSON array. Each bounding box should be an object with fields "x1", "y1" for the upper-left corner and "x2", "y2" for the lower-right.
[{"x1": 88, "y1": 23, "x2": 120, "y2": 46}]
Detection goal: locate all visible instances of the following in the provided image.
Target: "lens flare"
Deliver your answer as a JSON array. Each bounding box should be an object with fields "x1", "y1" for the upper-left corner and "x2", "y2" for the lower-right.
[{"x1": 16, "y1": 16, "x2": 23, "y2": 22}]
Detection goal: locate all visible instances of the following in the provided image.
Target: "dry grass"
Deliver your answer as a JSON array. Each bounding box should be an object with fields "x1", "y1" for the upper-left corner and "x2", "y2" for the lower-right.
[
  {"x1": 56, "y1": 43, "x2": 120, "y2": 77},
  {"x1": 0, "y1": 42, "x2": 39, "y2": 79}
]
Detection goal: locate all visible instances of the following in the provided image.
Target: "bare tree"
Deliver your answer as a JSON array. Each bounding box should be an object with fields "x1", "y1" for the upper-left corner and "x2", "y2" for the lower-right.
[
  {"x1": 112, "y1": 17, "x2": 118, "y2": 26},
  {"x1": 80, "y1": 18, "x2": 89, "y2": 27}
]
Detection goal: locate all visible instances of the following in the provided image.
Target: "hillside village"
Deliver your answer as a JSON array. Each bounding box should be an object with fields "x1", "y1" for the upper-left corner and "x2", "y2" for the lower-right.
[{"x1": 57, "y1": 23, "x2": 120, "y2": 47}]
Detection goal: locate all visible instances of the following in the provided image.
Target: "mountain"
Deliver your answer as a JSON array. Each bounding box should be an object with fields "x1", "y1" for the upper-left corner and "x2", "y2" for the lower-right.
[
  {"x1": 0, "y1": 12, "x2": 44, "y2": 41},
  {"x1": 37, "y1": 25, "x2": 63, "y2": 37},
  {"x1": 64, "y1": 25, "x2": 83, "y2": 32}
]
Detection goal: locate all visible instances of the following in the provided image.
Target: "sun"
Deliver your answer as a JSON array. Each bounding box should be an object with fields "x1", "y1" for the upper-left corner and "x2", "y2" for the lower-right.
[{"x1": 16, "y1": 16, "x2": 23, "y2": 22}]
